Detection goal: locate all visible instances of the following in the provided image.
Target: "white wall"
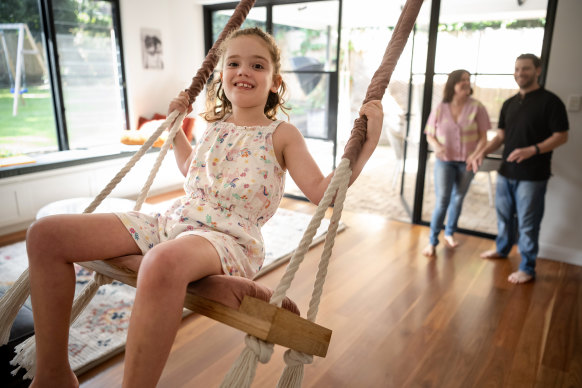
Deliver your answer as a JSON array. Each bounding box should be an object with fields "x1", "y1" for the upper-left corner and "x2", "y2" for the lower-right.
[
  {"x1": 539, "y1": 0, "x2": 582, "y2": 266},
  {"x1": 0, "y1": 152, "x2": 184, "y2": 235},
  {"x1": 120, "y1": 0, "x2": 207, "y2": 130}
]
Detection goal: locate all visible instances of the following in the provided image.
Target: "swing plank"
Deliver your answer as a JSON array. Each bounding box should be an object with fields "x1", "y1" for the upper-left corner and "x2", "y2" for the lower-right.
[{"x1": 80, "y1": 260, "x2": 331, "y2": 357}]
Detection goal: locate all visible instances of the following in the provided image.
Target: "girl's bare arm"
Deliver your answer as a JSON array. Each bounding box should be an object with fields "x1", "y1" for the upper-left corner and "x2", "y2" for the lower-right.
[
  {"x1": 168, "y1": 91, "x2": 195, "y2": 176},
  {"x1": 274, "y1": 100, "x2": 383, "y2": 205}
]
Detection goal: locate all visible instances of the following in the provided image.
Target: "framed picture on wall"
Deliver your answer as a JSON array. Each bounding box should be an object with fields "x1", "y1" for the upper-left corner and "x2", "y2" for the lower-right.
[{"x1": 141, "y1": 28, "x2": 164, "y2": 70}]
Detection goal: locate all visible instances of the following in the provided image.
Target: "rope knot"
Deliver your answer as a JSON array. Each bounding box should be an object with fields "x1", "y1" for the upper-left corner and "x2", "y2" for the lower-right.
[
  {"x1": 283, "y1": 349, "x2": 313, "y2": 367},
  {"x1": 244, "y1": 335, "x2": 274, "y2": 363},
  {"x1": 94, "y1": 272, "x2": 114, "y2": 286}
]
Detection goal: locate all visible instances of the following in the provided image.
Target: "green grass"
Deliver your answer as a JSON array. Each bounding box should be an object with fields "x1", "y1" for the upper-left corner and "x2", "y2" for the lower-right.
[{"x1": 0, "y1": 86, "x2": 58, "y2": 157}]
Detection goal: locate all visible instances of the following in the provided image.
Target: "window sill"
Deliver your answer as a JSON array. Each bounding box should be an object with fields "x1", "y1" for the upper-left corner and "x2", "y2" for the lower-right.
[{"x1": 0, "y1": 146, "x2": 158, "y2": 180}]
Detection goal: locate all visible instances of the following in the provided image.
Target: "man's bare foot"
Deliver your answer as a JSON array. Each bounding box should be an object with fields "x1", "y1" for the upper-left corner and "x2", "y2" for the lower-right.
[
  {"x1": 422, "y1": 244, "x2": 436, "y2": 257},
  {"x1": 444, "y1": 235, "x2": 459, "y2": 248},
  {"x1": 508, "y1": 270, "x2": 534, "y2": 284},
  {"x1": 480, "y1": 250, "x2": 505, "y2": 259}
]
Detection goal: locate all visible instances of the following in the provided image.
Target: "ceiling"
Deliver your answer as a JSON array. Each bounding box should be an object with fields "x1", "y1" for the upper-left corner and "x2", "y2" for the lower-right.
[{"x1": 196, "y1": 0, "x2": 549, "y2": 29}]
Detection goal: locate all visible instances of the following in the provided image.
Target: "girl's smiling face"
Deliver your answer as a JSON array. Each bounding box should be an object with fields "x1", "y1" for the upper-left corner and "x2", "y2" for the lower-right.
[{"x1": 221, "y1": 35, "x2": 281, "y2": 112}]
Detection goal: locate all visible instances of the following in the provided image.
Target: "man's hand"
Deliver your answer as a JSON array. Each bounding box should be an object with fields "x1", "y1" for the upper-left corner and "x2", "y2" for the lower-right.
[
  {"x1": 465, "y1": 153, "x2": 481, "y2": 173},
  {"x1": 506, "y1": 146, "x2": 536, "y2": 163}
]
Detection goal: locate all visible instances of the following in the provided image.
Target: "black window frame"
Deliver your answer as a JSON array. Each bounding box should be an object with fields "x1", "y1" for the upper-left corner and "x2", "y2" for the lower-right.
[
  {"x1": 41, "y1": 0, "x2": 130, "y2": 150},
  {"x1": 203, "y1": 0, "x2": 342, "y2": 154},
  {"x1": 0, "y1": 0, "x2": 130, "y2": 179}
]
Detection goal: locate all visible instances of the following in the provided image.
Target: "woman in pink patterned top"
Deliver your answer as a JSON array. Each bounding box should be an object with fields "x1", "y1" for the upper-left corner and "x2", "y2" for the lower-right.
[
  {"x1": 25, "y1": 27, "x2": 383, "y2": 387},
  {"x1": 422, "y1": 69, "x2": 491, "y2": 257}
]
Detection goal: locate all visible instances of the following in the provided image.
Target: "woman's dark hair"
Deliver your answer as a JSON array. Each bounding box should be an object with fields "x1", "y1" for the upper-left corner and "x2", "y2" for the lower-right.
[{"x1": 442, "y1": 69, "x2": 472, "y2": 103}]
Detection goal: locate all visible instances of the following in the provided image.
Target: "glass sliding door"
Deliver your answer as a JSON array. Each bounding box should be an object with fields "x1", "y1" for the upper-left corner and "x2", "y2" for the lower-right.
[
  {"x1": 400, "y1": 2, "x2": 433, "y2": 219},
  {"x1": 420, "y1": 0, "x2": 549, "y2": 236}
]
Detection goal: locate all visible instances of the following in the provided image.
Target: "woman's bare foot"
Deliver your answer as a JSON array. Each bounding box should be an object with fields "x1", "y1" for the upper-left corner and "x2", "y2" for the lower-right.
[
  {"x1": 480, "y1": 250, "x2": 505, "y2": 259},
  {"x1": 508, "y1": 270, "x2": 534, "y2": 284},
  {"x1": 422, "y1": 244, "x2": 436, "y2": 257},
  {"x1": 444, "y1": 235, "x2": 459, "y2": 248}
]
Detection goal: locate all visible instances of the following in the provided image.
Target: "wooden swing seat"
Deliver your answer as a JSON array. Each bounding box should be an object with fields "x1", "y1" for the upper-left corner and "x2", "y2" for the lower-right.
[{"x1": 80, "y1": 260, "x2": 332, "y2": 357}]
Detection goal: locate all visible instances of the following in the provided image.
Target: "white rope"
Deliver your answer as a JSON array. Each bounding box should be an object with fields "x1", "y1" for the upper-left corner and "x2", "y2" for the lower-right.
[
  {"x1": 70, "y1": 272, "x2": 115, "y2": 325},
  {"x1": 133, "y1": 111, "x2": 186, "y2": 211},
  {"x1": 276, "y1": 349, "x2": 313, "y2": 388},
  {"x1": 219, "y1": 335, "x2": 274, "y2": 388},
  {"x1": 83, "y1": 110, "x2": 181, "y2": 214},
  {"x1": 270, "y1": 158, "x2": 351, "y2": 308},
  {"x1": 306, "y1": 162, "x2": 350, "y2": 321},
  {"x1": 271, "y1": 158, "x2": 351, "y2": 387},
  {"x1": 0, "y1": 268, "x2": 31, "y2": 345},
  {"x1": 9, "y1": 271, "x2": 115, "y2": 379},
  {"x1": 11, "y1": 336, "x2": 36, "y2": 380}
]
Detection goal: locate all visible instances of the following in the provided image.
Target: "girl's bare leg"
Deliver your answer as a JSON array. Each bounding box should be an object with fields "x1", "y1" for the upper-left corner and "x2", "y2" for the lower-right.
[
  {"x1": 122, "y1": 235, "x2": 223, "y2": 388},
  {"x1": 26, "y1": 214, "x2": 141, "y2": 388}
]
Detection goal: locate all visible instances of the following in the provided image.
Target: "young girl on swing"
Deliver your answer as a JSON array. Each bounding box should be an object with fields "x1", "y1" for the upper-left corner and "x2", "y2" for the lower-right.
[{"x1": 26, "y1": 27, "x2": 383, "y2": 388}]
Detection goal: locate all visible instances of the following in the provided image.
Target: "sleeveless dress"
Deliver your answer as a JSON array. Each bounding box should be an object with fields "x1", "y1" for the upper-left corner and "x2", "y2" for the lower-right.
[{"x1": 115, "y1": 118, "x2": 286, "y2": 279}]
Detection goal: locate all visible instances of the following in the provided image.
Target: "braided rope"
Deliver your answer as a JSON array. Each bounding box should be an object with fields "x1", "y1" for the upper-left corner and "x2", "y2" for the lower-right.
[
  {"x1": 306, "y1": 163, "x2": 350, "y2": 321},
  {"x1": 273, "y1": 4, "x2": 423, "y2": 386},
  {"x1": 342, "y1": 0, "x2": 424, "y2": 165},
  {"x1": 0, "y1": 269, "x2": 31, "y2": 345},
  {"x1": 271, "y1": 0, "x2": 423, "y2": 315},
  {"x1": 133, "y1": 112, "x2": 187, "y2": 211},
  {"x1": 269, "y1": 158, "x2": 350, "y2": 308}
]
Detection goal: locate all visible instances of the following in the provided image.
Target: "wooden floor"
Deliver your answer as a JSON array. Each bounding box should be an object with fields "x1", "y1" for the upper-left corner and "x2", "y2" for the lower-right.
[{"x1": 63, "y1": 197, "x2": 581, "y2": 387}]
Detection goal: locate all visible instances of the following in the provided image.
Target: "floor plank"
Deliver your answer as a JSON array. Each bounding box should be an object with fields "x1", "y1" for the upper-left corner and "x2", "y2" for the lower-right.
[{"x1": 12, "y1": 196, "x2": 579, "y2": 388}]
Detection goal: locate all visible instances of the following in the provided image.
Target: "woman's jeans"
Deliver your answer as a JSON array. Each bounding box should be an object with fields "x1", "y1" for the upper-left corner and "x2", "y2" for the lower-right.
[
  {"x1": 429, "y1": 159, "x2": 475, "y2": 247},
  {"x1": 495, "y1": 175, "x2": 548, "y2": 277}
]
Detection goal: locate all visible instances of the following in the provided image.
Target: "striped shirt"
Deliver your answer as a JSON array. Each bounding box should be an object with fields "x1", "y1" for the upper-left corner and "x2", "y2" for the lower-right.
[{"x1": 424, "y1": 97, "x2": 491, "y2": 161}]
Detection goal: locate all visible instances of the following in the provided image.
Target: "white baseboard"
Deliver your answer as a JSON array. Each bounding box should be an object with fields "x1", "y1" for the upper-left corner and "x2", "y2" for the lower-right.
[{"x1": 539, "y1": 242, "x2": 582, "y2": 267}]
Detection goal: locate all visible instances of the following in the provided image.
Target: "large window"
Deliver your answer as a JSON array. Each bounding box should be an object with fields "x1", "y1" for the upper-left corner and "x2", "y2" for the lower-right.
[{"x1": 0, "y1": 0, "x2": 127, "y2": 160}]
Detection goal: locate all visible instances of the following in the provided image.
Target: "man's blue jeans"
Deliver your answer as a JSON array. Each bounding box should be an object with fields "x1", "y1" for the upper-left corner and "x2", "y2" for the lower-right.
[
  {"x1": 429, "y1": 159, "x2": 474, "y2": 246},
  {"x1": 495, "y1": 175, "x2": 548, "y2": 277}
]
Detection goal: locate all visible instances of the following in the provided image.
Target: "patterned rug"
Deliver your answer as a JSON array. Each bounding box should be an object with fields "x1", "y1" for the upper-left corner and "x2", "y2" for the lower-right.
[
  {"x1": 0, "y1": 241, "x2": 136, "y2": 376},
  {"x1": 0, "y1": 207, "x2": 338, "y2": 376}
]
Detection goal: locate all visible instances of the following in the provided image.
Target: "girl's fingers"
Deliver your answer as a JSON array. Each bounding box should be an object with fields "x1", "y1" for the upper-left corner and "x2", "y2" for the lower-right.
[{"x1": 169, "y1": 92, "x2": 193, "y2": 114}]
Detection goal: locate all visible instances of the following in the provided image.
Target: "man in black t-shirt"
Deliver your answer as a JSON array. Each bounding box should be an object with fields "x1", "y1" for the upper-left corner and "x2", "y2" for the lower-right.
[{"x1": 471, "y1": 53, "x2": 569, "y2": 284}]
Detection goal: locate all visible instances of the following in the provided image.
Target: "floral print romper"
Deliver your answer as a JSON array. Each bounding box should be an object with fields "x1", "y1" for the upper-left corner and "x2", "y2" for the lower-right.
[{"x1": 115, "y1": 118, "x2": 286, "y2": 279}]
